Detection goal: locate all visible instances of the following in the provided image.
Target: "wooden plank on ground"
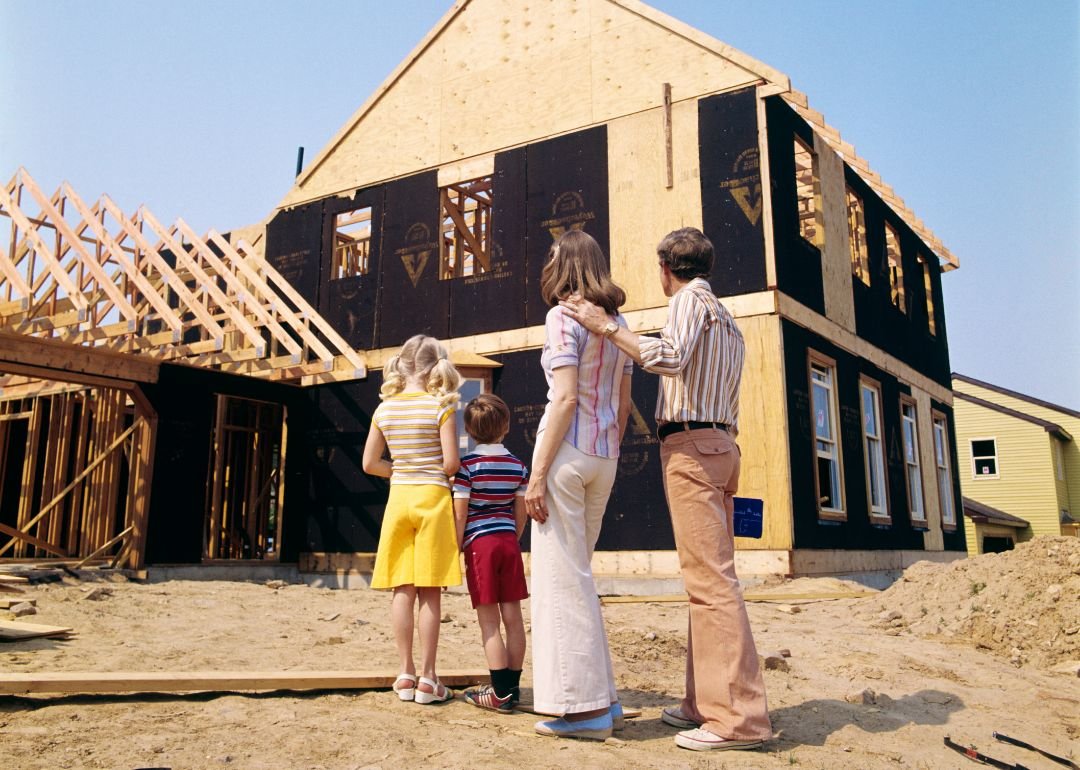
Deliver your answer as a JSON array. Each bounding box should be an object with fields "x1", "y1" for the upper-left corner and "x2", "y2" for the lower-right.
[
  {"x1": 0, "y1": 598, "x2": 36, "y2": 609},
  {"x1": 0, "y1": 620, "x2": 74, "y2": 641},
  {"x1": 0, "y1": 669, "x2": 490, "y2": 695},
  {"x1": 601, "y1": 591, "x2": 877, "y2": 604},
  {"x1": 0, "y1": 574, "x2": 30, "y2": 584}
]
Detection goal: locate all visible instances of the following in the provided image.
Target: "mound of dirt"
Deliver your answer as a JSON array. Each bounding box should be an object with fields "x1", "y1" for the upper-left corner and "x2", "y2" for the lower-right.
[{"x1": 862, "y1": 536, "x2": 1080, "y2": 669}]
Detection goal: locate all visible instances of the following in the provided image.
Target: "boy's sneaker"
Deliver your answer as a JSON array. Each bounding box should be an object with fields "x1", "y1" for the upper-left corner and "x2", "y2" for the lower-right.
[{"x1": 464, "y1": 684, "x2": 515, "y2": 713}]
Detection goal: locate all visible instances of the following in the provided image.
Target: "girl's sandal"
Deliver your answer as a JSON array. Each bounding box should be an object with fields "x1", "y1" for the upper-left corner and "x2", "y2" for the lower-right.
[
  {"x1": 393, "y1": 673, "x2": 417, "y2": 702},
  {"x1": 414, "y1": 676, "x2": 453, "y2": 705}
]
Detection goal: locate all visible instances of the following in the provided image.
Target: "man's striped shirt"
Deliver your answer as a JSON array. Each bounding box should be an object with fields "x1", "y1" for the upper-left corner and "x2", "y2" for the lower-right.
[
  {"x1": 638, "y1": 278, "x2": 745, "y2": 433},
  {"x1": 371, "y1": 392, "x2": 455, "y2": 487},
  {"x1": 452, "y1": 444, "x2": 529, "y2": 548}
]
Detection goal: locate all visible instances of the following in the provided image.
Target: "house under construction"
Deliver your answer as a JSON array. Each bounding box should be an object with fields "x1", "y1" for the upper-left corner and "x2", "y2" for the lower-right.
[{"x1": 0, "y1": 0, "x2": 967, "y2": 580}]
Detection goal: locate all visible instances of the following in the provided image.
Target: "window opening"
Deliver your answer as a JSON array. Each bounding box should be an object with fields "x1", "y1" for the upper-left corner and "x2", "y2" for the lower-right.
[
  {"x1": 847, "y1": 188, "x2": 870, "y2": 284},
  {"x1": 440, "y1": 176, "x2": 493, "y2": 280},
  {"x1": 933, "y1": 413, "x2": 956, "y2": 528},
  {"x1": 794, "y1": 137, "x2": 822, "y2": 247},
  {"x1": 971, "y1": 438, "x2": 998, "y2": 478},
  {"x1": 885, "y1": 223, "x2": 905, "y2": 311},
  {"x1": 332, "y1": 206, "x2": 372, "y2": 279},
  {"x1": 860, "y1": 381, "x2": 889, "y2": 519},
  {"x1": 1055, "y1": 440, "x2": 1065, "y2": 481},
  {"x1": 810, "y1": 356, "x2": 844, "y2": 517},
  {"x1": 919, "y1": 255, "x2": 936, "y2": 335},
  {"x1": 901, "y1": 399, "x2": 926, "y2": 523}
]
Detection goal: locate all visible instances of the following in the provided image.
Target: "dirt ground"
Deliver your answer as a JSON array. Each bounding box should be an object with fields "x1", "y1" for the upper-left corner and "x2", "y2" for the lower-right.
[{"x1": 2, "y1": 536, "x2": 1078, "y2": 770}]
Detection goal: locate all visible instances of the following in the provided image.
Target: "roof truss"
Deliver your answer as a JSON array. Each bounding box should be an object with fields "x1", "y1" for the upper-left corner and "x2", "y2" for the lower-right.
[{"x1": 0, "y1": 169, "x2": 365, "y2": 398}]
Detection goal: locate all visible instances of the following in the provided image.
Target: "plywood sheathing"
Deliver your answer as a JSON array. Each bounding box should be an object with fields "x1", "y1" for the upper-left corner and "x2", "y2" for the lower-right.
[
  {"x1": 280, "y1": 0, "x2": 788, "y2": 209},
  {"x1": 0, "y1": 169, "x2": 365, "y2": 394}
]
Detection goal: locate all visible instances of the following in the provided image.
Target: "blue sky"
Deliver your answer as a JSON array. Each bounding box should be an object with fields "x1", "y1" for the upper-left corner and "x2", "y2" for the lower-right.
[{"x1": 2, "y1": 0, "x2": 1077, "y2": 407}]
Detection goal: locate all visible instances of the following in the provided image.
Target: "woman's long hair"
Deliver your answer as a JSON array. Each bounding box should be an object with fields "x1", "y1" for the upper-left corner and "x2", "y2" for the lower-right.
[
  {"x1": 539, "y1": 230, "x2": 626, "y2": 315},
  {"x1": 380, "y1": 335, "x2": 461, "y2": 409}
]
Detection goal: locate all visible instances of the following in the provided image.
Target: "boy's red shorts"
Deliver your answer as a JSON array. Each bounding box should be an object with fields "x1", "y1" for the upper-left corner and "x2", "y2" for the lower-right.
[{"x1": 463, "y1": 532, "x2": 529, "y2": 608}]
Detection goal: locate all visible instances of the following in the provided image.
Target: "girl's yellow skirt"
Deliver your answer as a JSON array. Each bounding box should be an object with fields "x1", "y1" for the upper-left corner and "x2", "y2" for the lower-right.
[{"x1": 371, "y1": 484, "x2": 462, "y2": 589}]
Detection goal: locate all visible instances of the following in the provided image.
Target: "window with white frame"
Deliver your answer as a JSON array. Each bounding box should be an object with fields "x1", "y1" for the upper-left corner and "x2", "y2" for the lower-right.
[
  {"x1": 971, "y1": 438, "x2": 998, "y2": 478},
  {"x1": 900, "y1": 399, "x2": 926, "y2": 523},
  {"x1": 810, "y1": 356, "x2": 844, "y2": 516},
  {"x1": 860, "y1": 380, "x2": 889, "y2": 519},
  {"x1": 933, "y1": 413, "x2": 956, "y2": 528}
]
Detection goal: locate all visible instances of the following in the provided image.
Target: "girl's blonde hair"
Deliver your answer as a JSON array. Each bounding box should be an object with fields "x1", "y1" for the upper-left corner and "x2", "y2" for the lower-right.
[
  {"x1": 539, "y1": 229, "x2": 626, "y2": 314},
  {"x1": 380, "y1": 335, "x2": 461, "y2": 408}
]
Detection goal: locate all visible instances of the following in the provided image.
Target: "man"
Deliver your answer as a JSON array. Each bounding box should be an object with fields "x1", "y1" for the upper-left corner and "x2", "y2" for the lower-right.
[{"x1": 560, "y1": 227, "x2": 771, "y2": 752}]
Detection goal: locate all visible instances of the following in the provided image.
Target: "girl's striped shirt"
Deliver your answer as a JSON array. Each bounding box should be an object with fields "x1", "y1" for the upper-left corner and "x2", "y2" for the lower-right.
[
  {"x1": 638, "y1": 278, "x2": 744, "y2": 433},
  {"x1": 539, "y1": 305, "x2": 633, "y2": 459},
  {"x1": 452, "y1": 443, "x2": 529, "y2": 548},
  {"x1": 371, "y1": 392, "x2": 455, "y2": 487}
]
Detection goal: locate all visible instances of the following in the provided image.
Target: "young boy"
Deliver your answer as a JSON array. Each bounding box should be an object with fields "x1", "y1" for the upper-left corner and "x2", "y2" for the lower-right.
[{"x1": 453, "y1": 394, "x2": 530, "y2": 713}]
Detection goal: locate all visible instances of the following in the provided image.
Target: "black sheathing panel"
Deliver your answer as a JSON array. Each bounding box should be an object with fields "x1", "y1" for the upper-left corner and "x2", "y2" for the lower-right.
[
  {"x1": 265, "y1": 201, "x2": 324, "y2": 308},
  {"x1": 141, "y1": 364, "x2": 305, "y2": 564},
  {"x1": 698, "y1": 88, "x2": 767, "y2": 296},
  {"x1": 321, "y1": 186, "x2": 385, "y2": 350},
  {"x1": 488, "y1": 348, "x2": 672, "y2": 553},
  {"x1": 525, "y1": 126, "x2": 610, "y2": 328},
  {"x1": 378, "y1": 170, "x2": 446, "y2": 346},
  {"x1": 782, "y1": 319, "x2": 949, "y2": 551},
  {"x1": 450, "y1": 148, "x2": 528, "y2": 338},
  {"x1": 301, "y1": 379, "x2": 387, "y2": 553},
  {"x1": 765, "y1": 96, "x2": 825, "y2": 313},
  {"x1": 846, "y1": 167, "x2": 952, "y2": 387}
]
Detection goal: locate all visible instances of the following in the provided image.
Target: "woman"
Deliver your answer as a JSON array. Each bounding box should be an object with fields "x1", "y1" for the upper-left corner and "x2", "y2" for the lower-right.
[{"x1": 524, "y1": 229, "x2": 633, "y2": 740}]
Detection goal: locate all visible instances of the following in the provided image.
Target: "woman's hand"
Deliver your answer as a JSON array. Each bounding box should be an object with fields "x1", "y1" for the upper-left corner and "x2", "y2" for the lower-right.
[{"x1": 524, "y1": 474, "x2": 549, "y2": 523}]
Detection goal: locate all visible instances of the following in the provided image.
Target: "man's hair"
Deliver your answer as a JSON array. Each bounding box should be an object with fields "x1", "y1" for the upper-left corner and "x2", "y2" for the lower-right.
[
  {"x1": 463, "y1": 394, "x2": 511, "y2": 444},
  {"x1": 657, "y1": 227, "x2": 714, "y2": 280}
]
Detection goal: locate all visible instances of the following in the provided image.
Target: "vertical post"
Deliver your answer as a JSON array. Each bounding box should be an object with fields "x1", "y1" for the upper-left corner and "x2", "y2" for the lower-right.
[
  {"x1": 663, "y1": 82, "x2": 673, "y2": 190},
  {"x1": 295, "y1": 147, "x2": 305, "y2": 178}
]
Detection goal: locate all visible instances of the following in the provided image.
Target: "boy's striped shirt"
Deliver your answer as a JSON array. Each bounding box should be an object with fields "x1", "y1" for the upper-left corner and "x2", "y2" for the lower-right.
[
  {"x1": 371, "y1": 392, "x2": 455, "y2": 487},
  {"x1": 452, "y1": 444, "x2": 529, "y2": 548}
]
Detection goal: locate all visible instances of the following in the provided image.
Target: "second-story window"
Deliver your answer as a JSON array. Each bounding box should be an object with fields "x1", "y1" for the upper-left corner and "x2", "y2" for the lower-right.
[
  {"x1": 794, "y1": 137, "x2": 822, "y2": 247},
  {"x1": 885, "y1": 223, "x2": 906, "y2": 312},
  {"x1": 971, "y1": 438, "x2": 999, "y2": 478},
  {"x1": 440, "y1": 176, "x2": 493, "y2": 280},
  {"x1": 919, "y1": 254, "x2": 937, "y2": 335},
  {"x1": 333, "y1": 206, "x2": 372, "y2": 279},
  {"x1": 847, "y1": 187, "x2": 870, "y2": 284}
]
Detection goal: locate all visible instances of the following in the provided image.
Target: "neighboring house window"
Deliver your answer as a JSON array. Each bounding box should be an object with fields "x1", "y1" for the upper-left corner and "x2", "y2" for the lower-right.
[
  {"x1": 900, "y1": 398, "x2": 926, "y2": 524},
  {"x1": 885, "y1": 223, "x2": 905, "y2": 312},
  {"x1": 860, "y1": 379, "x2": 889, "y2": 519},
  {"x1": 332, "y1": 206, "x2": 372, "y2": 279},
  {"x1": 794, "y1": 137, "x2": 822, "y2": 247},
  {"x1": 1055, "y1": 440, "x2": 1065, "y2": 481},
  {"x1": 440, "y1": 176, "x2": 492, "y2": 280},
  {"x1": 933, "y1": 413, "x2": 956, "y2": 528},
  {"x1": 971, "y1": 438, "x2": 999, "y2": 478},
  {"x1": 919, "y1": 254, "x2": 936, "y2": 335},
  {"x1": 810, "y1": 354, "x2": 844, "y2": 518},
  {"x1": 847, "y1": 188, "x2": 870, "y2": 285}
]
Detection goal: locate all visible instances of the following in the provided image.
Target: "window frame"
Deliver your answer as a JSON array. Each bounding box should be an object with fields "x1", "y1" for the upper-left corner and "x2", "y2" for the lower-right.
[
  {"x1": 453, "y1": 367, "x2": 494, "y2": 455},
  {"x1": 808, "y1": 351, "x2": 846, "y2": 521},
  {"x1": 846, "y1": 187, "x2": 870, "y2": 285},
  {"x1": 932, "y1": 411, "x2": 957, "y2": 531},
  {"x1": 859, "y1": 376, "x2": 890, "y2": 522},
  {"x1": 439, "y1": 176, "x2": 493, "y2": 281},
  {"x1": 331, "y1": 205, "x2": 373, "y2": 280},
  {"x1": 884, "y1": 222, "x2": 906, "y2": 313},
  {"x1": 970, "y1": 437, "x2": 1000, "y2": 479},
  {"x1": 794, "y1": 136, "x2": 823, "y2": 248},
  {"x1": 899, "y1": 397, "x2": 927, "y2": 525},
  {"x1": 918, "y1": 254, "x2": 936, "y2": 335}
]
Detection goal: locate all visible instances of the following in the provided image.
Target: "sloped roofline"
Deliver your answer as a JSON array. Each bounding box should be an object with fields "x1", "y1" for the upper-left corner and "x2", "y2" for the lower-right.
[
  {"x1": 954, "y1": 372, "x2": 1080, "y2": 420},
  {"x1": 292, "y1": 0, "x2": 788, "y2": 191},
  {"x1": 953, "y1": 391, "x2": 1073, "y2": 442},
  {"x1": 962, "y1": 497, "x2": 1029, "y2": 528}
]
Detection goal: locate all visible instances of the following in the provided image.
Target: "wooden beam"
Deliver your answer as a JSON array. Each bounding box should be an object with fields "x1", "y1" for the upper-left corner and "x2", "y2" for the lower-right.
[
  {"x1": 0, "y1": 330, "x2": 159, "y2": 384},
  {"x1": 0, "y1": 669, "x2": 491, "y2": 695},
  {"x1": 0, "y1": 521, "x2": 68, "y2": 558}
]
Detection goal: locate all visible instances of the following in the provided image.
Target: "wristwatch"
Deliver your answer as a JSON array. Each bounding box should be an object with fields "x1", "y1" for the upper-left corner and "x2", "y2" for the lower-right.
[{"x1": 601, "y1": 321, "x2": 619, "y2": 337}]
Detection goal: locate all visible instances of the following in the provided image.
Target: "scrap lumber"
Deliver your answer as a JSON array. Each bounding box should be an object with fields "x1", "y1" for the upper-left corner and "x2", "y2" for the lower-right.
[
  {"x1": 602, "y1": 590, "x2": 877, "y2": 604},
  {"x1": 0, "y1": 620, "x2": 74, "y2": 641},
  {"x1": 0, "y1": 598, "x2": 36, "y2": 609},
  {"x1": 0, "y1": 669, "x2": 490, "y2": 695}
]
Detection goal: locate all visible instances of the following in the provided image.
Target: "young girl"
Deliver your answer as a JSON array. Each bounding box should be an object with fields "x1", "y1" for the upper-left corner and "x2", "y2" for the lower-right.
[{"x1": 362, "y1": 334, "x2": 462, "y2": 705}]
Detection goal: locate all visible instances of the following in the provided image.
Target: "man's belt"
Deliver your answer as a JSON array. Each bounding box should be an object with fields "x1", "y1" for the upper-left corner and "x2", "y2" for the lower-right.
[{"x1": 656, "y1": 421, "x2": 730, "y2": 442}]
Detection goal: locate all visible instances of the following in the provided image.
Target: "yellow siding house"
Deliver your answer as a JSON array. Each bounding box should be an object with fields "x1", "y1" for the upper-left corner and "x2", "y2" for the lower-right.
[{"x1": 953, "y1": 373, "x2": 1078, "y2": 554}]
